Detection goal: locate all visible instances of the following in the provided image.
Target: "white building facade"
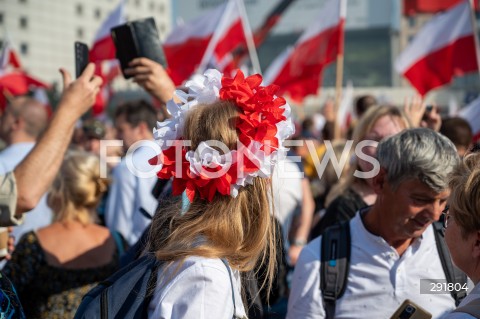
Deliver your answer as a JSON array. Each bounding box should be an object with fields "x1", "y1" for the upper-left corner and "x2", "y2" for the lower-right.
[{"x1": 0, "y1": 0, "x2": 171, "y2": 84}]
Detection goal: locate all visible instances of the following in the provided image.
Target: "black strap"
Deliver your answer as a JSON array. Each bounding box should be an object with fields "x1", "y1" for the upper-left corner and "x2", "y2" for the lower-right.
[
  {"x1": 432, "y1": 221, "x2": 468, "y2": 305},
  {"x1": 320, "y1": 222, "x2": 351, "y2": 319},
  {"x1": 139, "y1": 207, "x2": 153, "y2": 220}
]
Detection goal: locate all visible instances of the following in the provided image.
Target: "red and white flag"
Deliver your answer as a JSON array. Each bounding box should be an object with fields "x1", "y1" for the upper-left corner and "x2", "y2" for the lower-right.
[
  {"x1": 164, "y1": 0, "x2": 246, "y2": 85},
  {"x1": 91, "y1": 61, "x2": 119, "y2": 116},
  {"x1": 264, "y1": 0, "x2": 346, "y2": 102},
  {"x1": 459, "y1": 96, "x2": 480, "y2": 141},
  {"x1": 89, "y1": 0, "x2": 125, "y2": 63},
  {"x1": 88, "y1": 1, "x2": 124, "y2": 116},
  {"x1": 0, "y1": 39, "x2": 22, "y2": 73},
  {"x1": 403, "y1": 0, "x2": 479, "y2": 15},
  {"x1": 395, "y1": 0, "x2": 478, "y2": 96}
]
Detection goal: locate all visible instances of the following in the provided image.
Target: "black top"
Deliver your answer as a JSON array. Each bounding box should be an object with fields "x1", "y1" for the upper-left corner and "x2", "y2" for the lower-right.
[
  {"x1": 3, "y1": 231, "x2": 128, "y2": 319},
  {"x1": 310, "y1": 187, "x2": 367, "y2": 240}
]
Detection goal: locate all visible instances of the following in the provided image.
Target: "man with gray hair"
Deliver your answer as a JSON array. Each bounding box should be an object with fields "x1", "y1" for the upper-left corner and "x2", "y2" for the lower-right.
[{"x1": 287, "y1": 128, "x2": 461, "y2": 318}]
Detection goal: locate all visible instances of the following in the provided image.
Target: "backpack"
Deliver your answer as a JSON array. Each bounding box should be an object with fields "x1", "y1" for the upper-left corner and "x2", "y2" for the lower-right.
[
  {"x1": 320, "y1": 220, "x2": 468, "y2": 319},
  {"x1": 75, "y1": 254, "x2": 245, "y2": 319},
  {"x1": 74, "y1": 254, "x2": 161, "y2": 319},
  {"x1": 0, "y1": 271, "x2": 25, "y2": 319}
]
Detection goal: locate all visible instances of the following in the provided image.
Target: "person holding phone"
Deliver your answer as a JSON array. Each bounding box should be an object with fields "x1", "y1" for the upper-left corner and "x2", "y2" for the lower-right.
[
  {"x1": 124, "y1": 57, "x2": 176, "y2": 105},
  {"x1": 0, "y1": 64, "x2": 101, "y2": 222},
  {"x1": 0, "y1": 63, "x2": 101, "y2": 318},
  {"x1": 443, "y1": 152, "x2": 480, "y2": 318}
]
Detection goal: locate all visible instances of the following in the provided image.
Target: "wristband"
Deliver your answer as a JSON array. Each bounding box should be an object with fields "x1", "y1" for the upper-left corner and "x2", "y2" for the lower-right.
[{"x1": 291, "y1": 239, "x2": 307, "y2": 247}]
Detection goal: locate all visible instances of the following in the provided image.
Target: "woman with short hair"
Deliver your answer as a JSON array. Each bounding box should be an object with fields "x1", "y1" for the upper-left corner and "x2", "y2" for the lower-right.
[{"x1": 444, "y1": 152, "x2": 480, "y2": 318}]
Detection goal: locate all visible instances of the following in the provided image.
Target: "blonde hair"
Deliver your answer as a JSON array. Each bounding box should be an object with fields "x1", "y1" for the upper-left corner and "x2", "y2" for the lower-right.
[
  {"x1": 47, "y1": 151, "x2": 109, "y2": 225},
  {"x1": 326, "y1": 105, "x2": 411, "y2": 205},
  {"x1": 148, "y1": 100, "x2": 277, "y2": 294},
  {"x1": 448, "y1": 152, "x2": 480, "y2": 239}
]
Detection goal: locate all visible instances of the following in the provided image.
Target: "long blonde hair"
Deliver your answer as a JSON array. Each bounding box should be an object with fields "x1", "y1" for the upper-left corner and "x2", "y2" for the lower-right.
[
  {"x1": 148, "y1": 100, "x2": 277, "y2": 294},
  {"x1": 47, "y1": 151, "x2": 109, "y2": 225},
  {"x1": 325, "y1": 105, "x2": 411, "y2": 206}
]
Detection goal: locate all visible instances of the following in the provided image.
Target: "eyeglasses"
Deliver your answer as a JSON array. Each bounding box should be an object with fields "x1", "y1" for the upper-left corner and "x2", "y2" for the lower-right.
[{"x1": 442, "y1": 205, "x2": 451, "y2": 229}]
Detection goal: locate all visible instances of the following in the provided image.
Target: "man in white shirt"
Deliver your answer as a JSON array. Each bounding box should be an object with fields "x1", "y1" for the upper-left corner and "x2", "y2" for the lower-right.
[
  {"x1": 0, "y1": 96, "x2": 52, "y2": 242},
  {"x1": 105, "y1": 100, "x2": 159, "y2": 245},
  {"x1": 287, "y1": 128, "x2": 461, "y2": 319},
  {"x1": 272, "y1": 158, "x2": 314, "y2": 266}
]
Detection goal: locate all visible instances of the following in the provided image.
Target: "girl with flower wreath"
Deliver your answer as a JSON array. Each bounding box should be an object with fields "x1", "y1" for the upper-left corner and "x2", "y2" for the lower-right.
[{"x1": 144, "y1": 68, "x2": 295, "y2": 318}]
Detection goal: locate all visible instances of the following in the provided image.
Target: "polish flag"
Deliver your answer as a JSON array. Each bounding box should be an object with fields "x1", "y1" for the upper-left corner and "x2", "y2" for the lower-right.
[
  {"x1": 459, "y1": 96, "x2": 480, "y2": 141},
  {"x1": 0, "y1": 39, "x2": 22, "y2": 73},
  {"x1": 395, "y1": 1, "x2": 478, "y2": 96},
  {"x1": 403, "y1": 0, "x2": 479, "y2": 15},
  {"x1": 89, "y1": 0, "x2": 125, "y2": 63},
  {"x1": 89, "y1": 1, "x2": 124, "y2": 117},
  {"x1": 91, "y1": 60, "x2": 120, "y2": 116},
  {"x1": 264, "y1": 0, "x2": 346, "y2": 102},
  {"x1": 226, "y1": 0, "x2": 298, "y2": 72},
  {"x1": 164, "y1": 0, "x2": 246, "y2": 85}
]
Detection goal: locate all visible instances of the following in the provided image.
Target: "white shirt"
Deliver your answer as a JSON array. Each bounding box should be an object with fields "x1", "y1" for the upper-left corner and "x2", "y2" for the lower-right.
[
  {"x1": 0, "y1": 143, "x2": 35, "y2": 174},
  {"x1": 444, "y1": 282, "x2": 480, "y2": 319},
  {"x1": 271, "y1": 159, "x2": 303, "y2": 251},
  {"x1": 0, "y1": 143, "x2": 52, "y2": 243},
  {"x1": 105, "y1": 141, "x2": 159, "y2": 245},
  {"x1": 148, "y1": 256, "x2": 247, "y2": 319},
  {"x1": 287, "y1": 213, "x2": 456, "y2": 319}
]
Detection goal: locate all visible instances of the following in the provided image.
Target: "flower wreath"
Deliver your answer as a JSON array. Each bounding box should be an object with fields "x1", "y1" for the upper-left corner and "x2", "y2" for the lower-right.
[{"x1": 149, "y1": 69, "x2": 295, "y2": 202}]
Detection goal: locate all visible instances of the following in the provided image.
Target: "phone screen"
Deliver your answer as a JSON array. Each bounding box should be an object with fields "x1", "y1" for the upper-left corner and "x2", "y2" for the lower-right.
[{"x1": 75, "y1": 42, "x2": 89, "y2": 78}]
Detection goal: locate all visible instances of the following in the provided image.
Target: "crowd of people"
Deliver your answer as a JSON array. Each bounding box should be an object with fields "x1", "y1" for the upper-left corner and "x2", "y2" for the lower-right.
[{"x1": 0, "y1": 58, "x2": 479, "y2": 319}]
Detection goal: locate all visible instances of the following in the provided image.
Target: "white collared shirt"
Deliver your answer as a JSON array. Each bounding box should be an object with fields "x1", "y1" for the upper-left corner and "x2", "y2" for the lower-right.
[
  {"x1": 105, "y1": 141, "x2": 159, "y2": 245},
  {"x1": 148, "y1": 256, "x2": 246, "y2": 319},
  {"x1": 287, "y1": 213, "x2": 456, "y2": 319}
]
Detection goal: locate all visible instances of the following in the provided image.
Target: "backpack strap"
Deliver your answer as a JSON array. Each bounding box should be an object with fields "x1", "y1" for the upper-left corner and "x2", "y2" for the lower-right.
[
  {"x1": 320, "y1": 221, "x2": 351, "y2": 319},
  {"x1": 221, "y1": 259, "x2": 243, "y2": 319},
  {"x1": 432, "y1": 221, "x2": 468, "y2": 306},
  {"x1": 452, "y1": 298, "x2": 480, "y2": 318},
  {"x1": 100, "y1": 254, "x2": 161, "y2": 319}
]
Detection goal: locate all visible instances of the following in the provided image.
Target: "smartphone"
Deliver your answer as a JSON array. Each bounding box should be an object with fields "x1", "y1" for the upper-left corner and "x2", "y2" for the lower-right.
[
  {"x1": 390, "y1": 300, "x2": 432, "y2": 319},
  {"x1": 111, "y1": 17, "x2": 167, "y2": 79},
  {"x1": 110, "y1": 25, "x2": 138, "y2": 79},
  {"x1": 75, "y1": 41, "x2": 89, "y2": 78}
]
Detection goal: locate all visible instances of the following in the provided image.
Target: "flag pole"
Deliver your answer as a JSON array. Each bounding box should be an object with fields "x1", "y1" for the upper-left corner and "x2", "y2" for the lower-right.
[
  {"x1": 333, "y1": 0, "x2": 346, "y2": 140},
  {"x1": 467, "y1": 0, "x2": 480, "y2": 83},
  {"x1": 333, "y1": 54, "x2": 344, "y2": 140},
  {"x1": 197, "y1": 1, "x2": 235, "y2": 74},
  {"x1": 235, "y1": 0, "x2": 262, "y2": 74}
]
